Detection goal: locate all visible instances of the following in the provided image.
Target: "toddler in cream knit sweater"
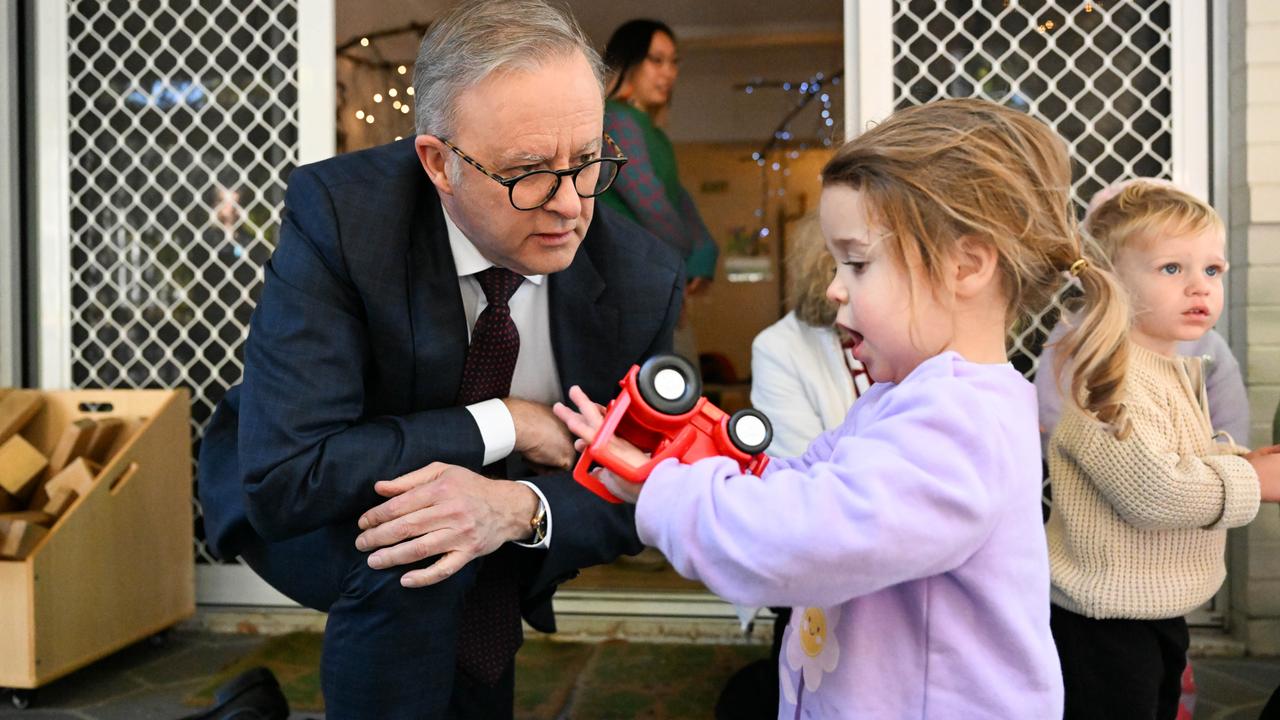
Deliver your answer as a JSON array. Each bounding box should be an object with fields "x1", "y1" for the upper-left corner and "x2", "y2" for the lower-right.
[{"x1": 1045, "y1": 180, "x2": 1280, "y2": 720}]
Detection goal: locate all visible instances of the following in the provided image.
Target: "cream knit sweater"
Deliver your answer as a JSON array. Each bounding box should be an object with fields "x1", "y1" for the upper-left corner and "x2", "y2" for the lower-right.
[{"x1": 1045, "y1": 342, "x2": 1260, "y2": 619}]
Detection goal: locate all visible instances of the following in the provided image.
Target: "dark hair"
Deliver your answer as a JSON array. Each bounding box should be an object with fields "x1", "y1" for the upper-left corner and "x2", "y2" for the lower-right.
[{"x1": 602, "y1": 19, "x2": 676, "y2": 99}]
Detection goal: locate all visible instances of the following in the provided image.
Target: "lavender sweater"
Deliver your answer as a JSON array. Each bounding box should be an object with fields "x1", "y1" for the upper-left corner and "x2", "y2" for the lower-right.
[{"x1": 636, "y1": 352, "x2": 1063, "y2": 718}]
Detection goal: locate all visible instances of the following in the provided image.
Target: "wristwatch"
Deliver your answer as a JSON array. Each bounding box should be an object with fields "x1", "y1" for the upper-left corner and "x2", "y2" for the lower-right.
[{"x1": 528, "y1": 497, "x2": 548, "y2": 545}]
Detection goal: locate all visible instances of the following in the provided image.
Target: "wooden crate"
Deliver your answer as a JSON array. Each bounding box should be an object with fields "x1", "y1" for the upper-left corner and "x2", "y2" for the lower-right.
[{"x1": 0, "y1": 389, "x2": 193, "y2": 689}]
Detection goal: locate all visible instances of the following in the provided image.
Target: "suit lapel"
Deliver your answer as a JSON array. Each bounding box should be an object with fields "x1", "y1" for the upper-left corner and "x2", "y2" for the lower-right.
[
  {"x1": 408, "y1": 193, "x2": 469, "y2": 410},
  {"x1": 550, "y1": 245, "x2": 620, "y2": 402}
]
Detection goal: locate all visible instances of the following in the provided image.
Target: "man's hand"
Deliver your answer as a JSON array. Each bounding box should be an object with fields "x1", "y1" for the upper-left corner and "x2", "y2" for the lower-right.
[
  {"x1": 504, "y1": 397, "x2": 575, "y2": 470},
  {"x1": 1246, "y1": 445, "x2": 1280, "y2": 502},
  {"x1": 355, "y1": 462, "x2": 539, "y2": 587},
  {"x1": 686, "y1": 276, "x2": 711, "y2": 297}
]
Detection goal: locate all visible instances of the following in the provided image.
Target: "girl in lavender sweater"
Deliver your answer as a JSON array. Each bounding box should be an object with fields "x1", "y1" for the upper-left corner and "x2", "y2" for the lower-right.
[{"x1": 555, "y1": 99, "x2": 1127, "y2": 718}]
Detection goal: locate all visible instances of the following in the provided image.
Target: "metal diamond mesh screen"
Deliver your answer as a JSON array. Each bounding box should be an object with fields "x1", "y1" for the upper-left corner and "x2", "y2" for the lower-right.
[
  {"x1": 66, "y1": 0, "x2": 299, "y2": 564},
  {"x1": 893, "y1": 0, "x2": 1172, "y2": 379}
]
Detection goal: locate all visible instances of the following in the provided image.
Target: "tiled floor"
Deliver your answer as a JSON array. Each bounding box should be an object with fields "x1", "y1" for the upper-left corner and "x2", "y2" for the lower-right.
[
  {"x1": 1193, "y1": 657, "x2": 1280, "y2": 719},
  {"x1": 1, "y1": 630, "x2": 1277, "y2": 719},
  {"x1": 0, "y1": 631, "x2": 319, "y2": 719}
]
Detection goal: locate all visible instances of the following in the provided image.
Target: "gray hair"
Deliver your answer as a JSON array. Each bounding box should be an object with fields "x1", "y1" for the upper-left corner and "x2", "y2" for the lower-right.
[{"x1": 413, "y1": 0, "x2": 605, "y2": 138}]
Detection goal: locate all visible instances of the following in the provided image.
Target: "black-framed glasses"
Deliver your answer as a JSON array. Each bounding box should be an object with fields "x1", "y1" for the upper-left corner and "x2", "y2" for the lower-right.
[{"x1": 438, "y1": 134, "x2": 628, "y2": 211}]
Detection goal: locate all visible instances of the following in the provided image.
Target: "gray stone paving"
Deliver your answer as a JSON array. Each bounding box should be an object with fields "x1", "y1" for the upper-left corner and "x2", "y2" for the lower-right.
[
  {"x1": 0, "y1": 632, "x2": 320, "y2": 720},
  {"x1": 1192, "y1": 657, "x2": 1280, "y2": 719},
  {"x1": 0, "y1": 630, "x2": 1276, "y2": 719}
]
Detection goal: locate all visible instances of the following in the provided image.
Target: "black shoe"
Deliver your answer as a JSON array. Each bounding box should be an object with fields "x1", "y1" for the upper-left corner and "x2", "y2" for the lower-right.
[
  {"x1": 715, "y1": 658, "x2": 780, "y2": 720},
  {"x1": 179, "y1": 666, "x2": 290, "y2": 720}
]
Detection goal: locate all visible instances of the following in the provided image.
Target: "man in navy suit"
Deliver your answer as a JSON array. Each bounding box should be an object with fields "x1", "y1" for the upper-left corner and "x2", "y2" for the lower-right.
[{"x1": 196, "y1": 1, "x2": 684, "y2": 717}]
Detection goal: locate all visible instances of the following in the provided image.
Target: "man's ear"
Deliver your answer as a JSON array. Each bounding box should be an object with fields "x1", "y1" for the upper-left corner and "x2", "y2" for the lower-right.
[
  {"x1": 415, "y1": 135, "x2": 454, "y2": 196},
  {"x1": 953, "y1": 235, "x2": 999, "y2": 299}
]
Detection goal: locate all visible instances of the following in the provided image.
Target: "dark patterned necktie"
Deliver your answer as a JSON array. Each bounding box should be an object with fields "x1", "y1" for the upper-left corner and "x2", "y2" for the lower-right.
[
  {"x1": 455, "y1": 266, "x2": 525, "y2": 686},
  {"x1": 456, "y1": 267, "x2": 524, "y2": 405}
]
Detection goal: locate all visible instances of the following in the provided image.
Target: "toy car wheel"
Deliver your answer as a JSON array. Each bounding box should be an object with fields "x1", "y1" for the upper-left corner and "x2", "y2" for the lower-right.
[
  {"x1": 728, "y1": 409, "x2": 772, "y2": 455},
  {"x1": 637, "y1": 354, "x2": 701, "y2": 415}
]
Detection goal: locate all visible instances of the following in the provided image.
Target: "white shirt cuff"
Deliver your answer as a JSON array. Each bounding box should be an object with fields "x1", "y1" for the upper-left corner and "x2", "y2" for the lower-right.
[
  {"x1": 465, "y1": 398, "x2": 516, "y2": 466},
  {"x1": 512, "y1": 480, "x2": 552, "y2": 549}
]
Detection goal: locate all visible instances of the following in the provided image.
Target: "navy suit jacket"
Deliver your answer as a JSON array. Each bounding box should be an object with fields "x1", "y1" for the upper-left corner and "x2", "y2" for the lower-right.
[{"x1": 198, "y1": 138, "x2": 684, "y2": 629}]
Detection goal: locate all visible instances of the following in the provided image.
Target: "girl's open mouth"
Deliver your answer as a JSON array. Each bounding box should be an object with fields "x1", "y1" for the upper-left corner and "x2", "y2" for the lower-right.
[{"x1": 839, "y1": 326, "x2": 864, "y2": 355}]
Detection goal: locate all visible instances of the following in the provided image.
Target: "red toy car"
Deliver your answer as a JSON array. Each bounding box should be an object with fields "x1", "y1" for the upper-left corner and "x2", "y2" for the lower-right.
[{"x1": 573, "y1": 354, "x2": 773, "y2": 503}]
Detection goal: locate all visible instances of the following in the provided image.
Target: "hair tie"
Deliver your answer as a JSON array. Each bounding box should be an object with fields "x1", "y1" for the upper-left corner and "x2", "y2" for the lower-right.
[{"x1": 1069, "y1": 258, "x2": 1089, "y2": 277}]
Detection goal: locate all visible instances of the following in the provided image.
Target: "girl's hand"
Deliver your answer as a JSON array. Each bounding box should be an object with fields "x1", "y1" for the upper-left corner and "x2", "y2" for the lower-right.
[
  {"x1": 1245, "y1": 445, "x2": 1280, "y2": 502},
  {"x1": 553, "y1": 385, "x2": 649, "y2": 465},
  {"x1": 553, "y1": 385, "x2": 651, "y2": 504},
  {"x1": 596, "y1": 466, "x2": 643, "y2": 504}
]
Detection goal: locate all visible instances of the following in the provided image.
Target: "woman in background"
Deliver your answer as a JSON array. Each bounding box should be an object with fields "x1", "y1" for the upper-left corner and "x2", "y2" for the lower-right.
[{"x1": 600, "y1": 19, "x2": 718, "y2": 363}]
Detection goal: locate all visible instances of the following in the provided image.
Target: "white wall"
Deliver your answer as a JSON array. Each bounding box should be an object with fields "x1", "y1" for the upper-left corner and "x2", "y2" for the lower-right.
[
  {"x1": 1231, "y1": 0, "x2": 1280, "y2": 655},
  {"x1": 666, "y1": 43, "x2": 845, "y2": 144}
]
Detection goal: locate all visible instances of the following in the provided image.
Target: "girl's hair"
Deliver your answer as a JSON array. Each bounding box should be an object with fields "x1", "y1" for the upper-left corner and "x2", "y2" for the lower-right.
[
  {"x1": 602, "y1": 19, "x2": 675, "y2": 100},
  {"x1": 821, "y1": 98, "x2": 1132, "y2": 436},
  {"x1": 1084, "y1": 179, "x2": 1224, "y2": 260},
  {"x1": 787, "y1": 214, "x2": 839, "y2": 327}
]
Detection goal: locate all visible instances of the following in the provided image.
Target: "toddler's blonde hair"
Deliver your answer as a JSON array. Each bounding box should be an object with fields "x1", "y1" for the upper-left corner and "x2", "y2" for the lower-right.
[
  {"x1": 821, "y1": 98, "x2": 1132, "y2": 435},
  {"x1": 1085, "y1": 179, "x2": 1224, "y2": 260}
]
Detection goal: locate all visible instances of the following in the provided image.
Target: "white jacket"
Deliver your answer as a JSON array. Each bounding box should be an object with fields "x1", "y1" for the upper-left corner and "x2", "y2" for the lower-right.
[{"x1": 750, "y1": 312, "x2": 867, "y2": 458}]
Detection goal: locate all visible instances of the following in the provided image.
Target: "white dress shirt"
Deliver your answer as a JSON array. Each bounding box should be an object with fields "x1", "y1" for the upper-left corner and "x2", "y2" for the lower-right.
[{"x1": 443, "y1": 203, "x2": 560, "y2": 549}]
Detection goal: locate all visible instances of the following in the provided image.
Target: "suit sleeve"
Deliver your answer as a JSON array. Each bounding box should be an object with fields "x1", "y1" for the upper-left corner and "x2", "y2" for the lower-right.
[
  {"x1": 518, "y1": 252, "x2": 685, "y2": 592},
  {"x1": 237, "y1": 167, "x2": 487, "y2": 541}
]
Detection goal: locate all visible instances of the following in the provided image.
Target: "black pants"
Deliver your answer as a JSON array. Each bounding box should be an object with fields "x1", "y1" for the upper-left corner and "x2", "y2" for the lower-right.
[
  {"x1": 1050, "y1": 604, "x2": 1188, "y2": 720},
  {"x1": 240, "y1": 523, "x2": 514, "y2": 720},
  {"x1": 714, "y1": 607, "x2": 790, "y2": 720},
  {"x1": 1262, "y1": 684, "x2": 1280, "y2": 720}
]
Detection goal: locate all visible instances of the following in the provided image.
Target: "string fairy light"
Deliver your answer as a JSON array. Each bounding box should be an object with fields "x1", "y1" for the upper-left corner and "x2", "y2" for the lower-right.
[
  {"x1": 734, "y1": 68, "x2": 844, "y2": 261},
  {"x1": 337, "y1": 22, "x2": 430, "y2": 149}
]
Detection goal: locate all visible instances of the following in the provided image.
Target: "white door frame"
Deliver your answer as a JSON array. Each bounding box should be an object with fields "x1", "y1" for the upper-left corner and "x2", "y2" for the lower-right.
[
  {"x1": 1, "y1": 0, "x2": 22, "y2": 388},
  {"x1": 35, "y1": 0, "x2": 70, "y2": 389}
]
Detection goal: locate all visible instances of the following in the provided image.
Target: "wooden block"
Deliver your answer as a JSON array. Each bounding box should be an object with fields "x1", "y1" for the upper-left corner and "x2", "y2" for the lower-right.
[
  {"x1": 0, "y1": 390, "x2": 42, "y2": 445},
  {"x1": 0, "y1": 435, "x2": 48, "y2": 501},
  {"x1": 0, "y1": 519, "x2": 48, "y2": 559},
  {"x1": 38, "y1": 459, "x2": 98, "y2": 509},
  {"x1": 47, "y1": 418, "x2": 97, "y2": 475},
  {"x1": 0, "y1": 510, "x2": 54, "y2": 527},
  {"x1": 0, "y1": 488, "x2": 16, "y2": 513},
  {"x1": 40, "y1": 487, "x2": 78, "y2": 519},
  {"x1": 84, "y1": 417, "x2": 125, "y2": 463}
]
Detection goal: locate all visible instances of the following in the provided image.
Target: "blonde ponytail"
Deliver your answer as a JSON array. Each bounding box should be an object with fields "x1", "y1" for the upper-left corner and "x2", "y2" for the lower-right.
[{"x1": 1053, "y1": 244, "x2": 1132, "y2": 438}]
